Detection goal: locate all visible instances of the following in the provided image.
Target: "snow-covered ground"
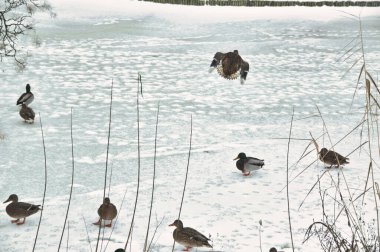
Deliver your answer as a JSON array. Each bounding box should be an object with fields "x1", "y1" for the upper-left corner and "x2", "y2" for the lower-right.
[{"x1": 0, "y1": 1, "x2": 380, "y2": 251}]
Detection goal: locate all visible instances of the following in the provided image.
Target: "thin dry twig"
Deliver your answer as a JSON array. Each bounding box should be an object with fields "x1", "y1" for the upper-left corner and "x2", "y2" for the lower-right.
[
  {"x1": 171, "y1": 115, "x2": 193, "y2": 252},
  {"x1": 32, "y1": 113, "x2": 47, "y2": 252},
  {"x1": 82, "y1": 216, "x2": 93, "y2": 252},
  {"x1": 286, "y1": 108, "x2": 295, "y2": 252},
  {"x1": 144, "y1": 103, "x2": 160, "y2": 252},
  {"x1": 58, "y1": 108, "x2": 75, "y2": 251},
  {"x1": 95, "y1": 80, "x2": 114, "y2": 252},
  {"x1": 125, "y1": 74, "x2": 143, "y2": 250}
]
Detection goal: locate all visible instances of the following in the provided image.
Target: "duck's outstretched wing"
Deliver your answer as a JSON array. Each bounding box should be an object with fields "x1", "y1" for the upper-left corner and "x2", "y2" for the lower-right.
[{"x1": 240, "y1": 60, "x2": 249, "y2": 85}]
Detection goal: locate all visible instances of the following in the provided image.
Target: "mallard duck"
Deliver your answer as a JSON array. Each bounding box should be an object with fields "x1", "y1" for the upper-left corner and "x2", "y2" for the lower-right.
[
  {"x1": 19, "y1": 104, "x2": 35, "y2": 123},
  {"x1": 209, "y1": 50, "x2": 249, "y2": 84},
  {"x1": 16, "y1": 83, "x2": 34, "y2": 105},
  {"x1": 3, "y1": 194, "x2": 41, "y2": 225},
  {"x1": 93, "y1": 197, "x2": 117, "y2": 227},
  {"x1": 234, "y1": 152, "x2": 264, "y2": 176},
  {"x1": 269, "y1": 248, "x2": 278, "y2": 252},
  {"x1": 319, "y1": 147, "x2": 349, "y2": 168},
  {"x1": 169, "y1": 219, "x2": 212, "y2": 251}
]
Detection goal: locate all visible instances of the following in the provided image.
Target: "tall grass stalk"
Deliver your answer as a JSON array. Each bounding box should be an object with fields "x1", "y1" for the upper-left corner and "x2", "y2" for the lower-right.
[
  {"x1": 95, "y1": 80, "x2": 114, "y2": 252},
  {"x1": 144, "y1": 103, "x2": 160, "y2": 252},
  {"x1": 171, "y1": 115, "x2": 193, "y2": 252},
  {"x1": 32, "y1": 113, "x2": 48, "y2": 252},
  {"x1": 124, "y1": 74, "x2": 143, "y2": 250},
  {"x1": 58, "y1": 108, "x2": 75, "y2": 251}
]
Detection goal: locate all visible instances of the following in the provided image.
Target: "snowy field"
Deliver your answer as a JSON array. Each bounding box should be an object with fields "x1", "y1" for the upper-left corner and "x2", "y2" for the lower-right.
[{"x1": 0, "y1": 1, "x2": 380, "y2": 251}]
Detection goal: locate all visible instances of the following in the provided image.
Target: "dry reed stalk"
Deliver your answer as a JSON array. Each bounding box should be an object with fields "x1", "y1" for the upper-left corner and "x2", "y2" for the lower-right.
[
  {"x1": 82, "y1": 216, "x2": 93, "y2": 252},
  {"x1": 147, "y1": 215, "x2": 165, "y2": 251},
  {"x1": 286, "y1": 108, "x2": 295, "y2": 252},
  {"x1": 357, "y1": 16, "x2": 380, "y2": 240},
  {"x1": 124, "y1": 74, "x2": 143, "y2": 250},
  {"x1": 144, "y1": 103, "x2": 160, "y2": 252},
  {"x1": 171, "y1": 115, "x2": 193, "y2": 252},
  {"x1": 58, "y1": 108, "x2": 75, "y2": 251},
  {"x1": 95, "y1": 80, "x2": 114, "y2": 252},
  {"x1": 32, "y1": 113, "x2": 48, "y2": 252}
]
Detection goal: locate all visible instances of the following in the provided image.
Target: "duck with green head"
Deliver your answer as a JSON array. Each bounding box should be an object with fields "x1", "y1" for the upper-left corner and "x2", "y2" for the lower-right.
[
  {"x1": 169, "y1": 219, "x2": 212, "y2": 251},
  {"x1": 234, "y1": 152, "x2": 264, "y2": 176},
  {"x1": 3, "y1": 194, "x2": 41, "y2": 225},
  {"x1": 16, "y1": 83, "x2": 34, "y2": 105}
]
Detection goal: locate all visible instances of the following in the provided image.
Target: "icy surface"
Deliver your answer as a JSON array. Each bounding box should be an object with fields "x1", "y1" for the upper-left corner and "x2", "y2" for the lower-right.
[{"x1": 0, "y1": 2, "x2": 380, "y2": 252}]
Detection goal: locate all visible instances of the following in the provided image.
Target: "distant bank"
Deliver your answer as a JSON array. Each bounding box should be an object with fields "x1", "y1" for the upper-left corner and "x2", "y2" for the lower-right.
[{"x1": 139, "y1": 0, "x2": 380, "y2": 7}]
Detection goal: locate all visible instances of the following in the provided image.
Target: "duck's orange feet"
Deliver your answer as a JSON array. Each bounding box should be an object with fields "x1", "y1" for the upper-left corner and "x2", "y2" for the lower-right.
[
  {"x1": 105, "y1": 223, "x2": 112, "y2": 227},
  {"x1": 11, "y1": 219, "x2": 19, "y2": 223},
  {"x1": 243, "y1": 171, "x2": 251, "y2": 176},
  {"x1": 16, "y1": 219, "x2": 25, "y2": 225},
  {"x1": 93, "y1": 219, "x2": 101, "y2": 226}
]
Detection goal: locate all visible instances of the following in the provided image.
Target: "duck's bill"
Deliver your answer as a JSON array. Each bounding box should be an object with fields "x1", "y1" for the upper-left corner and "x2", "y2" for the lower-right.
[
  {"x1": 3, "y1": 198, "x2": 11, "y2": 203},
  {"x1": 168, "y1": 223, "x2": 174, "y2": 227},
  {"x1": 208, "y1": 67, "x2": 215, "y2": 73},
  {"x1": 233, "y1": 156, "x2": 239, "y2": 160}
]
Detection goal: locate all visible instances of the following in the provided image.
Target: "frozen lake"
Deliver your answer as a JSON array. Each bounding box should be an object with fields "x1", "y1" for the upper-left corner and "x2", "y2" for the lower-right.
[{"x1": 0, "y1": 2, "x2": 379, "y2": 251}]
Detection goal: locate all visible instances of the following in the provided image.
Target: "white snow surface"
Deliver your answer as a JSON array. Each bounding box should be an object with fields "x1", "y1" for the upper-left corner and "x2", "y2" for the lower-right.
[{"x1": 0, "y1": 1, "x2": 380, "y2": 252}]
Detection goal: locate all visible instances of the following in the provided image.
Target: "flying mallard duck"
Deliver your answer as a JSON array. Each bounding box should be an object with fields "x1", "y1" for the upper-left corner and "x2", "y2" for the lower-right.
[
  {"x1": 93, "y1": 197, "x2": 117, "y2": 227},
  {"x1": 16, "y1": 83, "x2": 34, "y2": 105},
  {"x1": 209, "y1": 50, "x2": 249, "y2": 84},
  {"x1": 319, "y1": 147, "x2": 349, "y2": 168},
  {"x1": 3, "y1": 194, "x2": 41, "y2": 225},
  {"x1": 169, "y1": 219, "x2": 212, "y2": 251},
  {"x1": 234, "y1": 152, "x2": 264, "y2": 176},
  {"x1": 19, "y1": 104, "x2": 35, "y2": 123}
]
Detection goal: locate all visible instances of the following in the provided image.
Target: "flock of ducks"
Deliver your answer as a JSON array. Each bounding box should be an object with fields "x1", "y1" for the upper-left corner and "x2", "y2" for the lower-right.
[{"x1": 6, "y1": 50, "x2": 349, "y2": 251}]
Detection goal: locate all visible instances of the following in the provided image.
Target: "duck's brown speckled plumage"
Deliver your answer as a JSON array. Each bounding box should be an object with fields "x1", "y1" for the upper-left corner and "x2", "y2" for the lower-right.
[
  {"x1": 210, "y1": 50, "x2": 249, "y2": 84},
  {"x1": 169, "y1": 220, "x2": 212, "y2": 251},
  {"x1": 3, "y1": 194, "x2": 41, "y2": 225},
  {"x1": 319, "y1": 148, "x2": 349, "y2": 168},
  {"x1": 19, "y1": 104, "x2": 35, "y2": 123},
  {"x1": 93, "y1": 197, "x2": 117, "y2": 227}
]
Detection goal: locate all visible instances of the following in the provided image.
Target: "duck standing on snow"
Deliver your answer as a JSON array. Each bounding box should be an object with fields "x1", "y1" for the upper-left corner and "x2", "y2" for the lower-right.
[
  {"x1": 169, "y1": 219, "x2": 212, "y2": 251},
  {"x1": 3, "y1": 194, "x2": 41, "y2": 225},
  {"x1": 93, "y1": 197, "x2": 117, "y2": 227},
  {"x1": 19, "y1": 104, "x2": 35, "y2": 123},
  {"x1": 234, "y1": 152, "x2": 264, "y2": 176},
  {"x1": 16, "y1": 83, "x2": 34, "y2": 105},
  {"x1": 319, "y1": 147, "x2": 349, "y2": 168},
  {"x1": 209, "y1": 50, "x2": 249, "y2": 84}
]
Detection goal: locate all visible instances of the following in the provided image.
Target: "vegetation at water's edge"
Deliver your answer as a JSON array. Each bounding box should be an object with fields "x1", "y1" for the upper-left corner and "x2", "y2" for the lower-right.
[{"x1": 140, "y1": 0, "x2": 380, "y2": 7}]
